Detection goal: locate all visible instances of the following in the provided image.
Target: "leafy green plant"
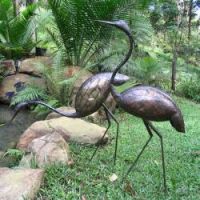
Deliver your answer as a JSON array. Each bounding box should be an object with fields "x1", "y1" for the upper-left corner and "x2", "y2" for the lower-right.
[
  {"x1": 32, "y1": 5, "x2": 54, "y2": 50},
  {"x1": 177, "y1": 78, "x2": 200, "y2": 102},
  {"x1": 47, "y1": 0, "x2": 136, "y2": 67},
  {"x1": 134, "y1": 56, "x2": 160, "y2": 82},
  {"x1": 119, "y1": 55, "x2": 170, "y2": 89},
  {"x1": 36, "y1": 51, "x2": 76, "y2": 105},
  {"x1": 3, "y1": 148, "x2": 25, "y2": 165},
  {"x1": 10, "y1": 84, "x2": 55, "y2": 118},
  {"x1": 10, "y1": 85, "x2": 48, "y2": 106},
  {"x1": 0, "y1": 0, "x2": 37, "y2": 62}
]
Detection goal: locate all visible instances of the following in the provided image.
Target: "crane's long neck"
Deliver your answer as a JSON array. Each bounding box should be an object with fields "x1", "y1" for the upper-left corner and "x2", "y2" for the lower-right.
[
  {"x1": 110, "y1": 29, "x2": 133, "y2": 84},
  {"x1": 9, "y1": 100, "x2": 80, "y2": 123},
  {"x1": 110, "y1": 27, "x2": 134, "y2": 102}
]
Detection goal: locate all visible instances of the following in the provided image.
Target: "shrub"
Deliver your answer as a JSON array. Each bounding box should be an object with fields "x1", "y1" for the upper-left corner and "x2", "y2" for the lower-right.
[{"x1": 177, "y1": 78, "x2": 200, "y2": 102}]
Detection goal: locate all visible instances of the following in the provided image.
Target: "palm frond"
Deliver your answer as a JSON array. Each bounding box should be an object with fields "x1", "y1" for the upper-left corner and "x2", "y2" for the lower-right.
[
  {"x1": 47, "y1": 0, "x2": 135, "y2": 67},
  {"x1": 0, "y1": 2, "x2": 37, "y2": 59},
  {"x1": 9, "y1": 3, "x2": 37, "y2": 45}
]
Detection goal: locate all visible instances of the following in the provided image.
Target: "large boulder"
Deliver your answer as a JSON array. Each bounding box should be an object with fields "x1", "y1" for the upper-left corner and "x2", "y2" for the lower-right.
[
  {"x1": 0, "y1": 151, "x2": 4, "y2": 158},
  {"x1": 17, "y1": 117, "x2": 107, "y2": 151},
  {"x1": 0, "y1": 73, "x2": 46, "y2": 104},
  {"x1": 0, "y1": 167, "x2": 44, "y2": 200},
  {"x1": 19, "y1": 56, "x2": 52, "y2": 76},
  {"x1": 27, "y1": 133, "x2": 71, "y2": 168}
]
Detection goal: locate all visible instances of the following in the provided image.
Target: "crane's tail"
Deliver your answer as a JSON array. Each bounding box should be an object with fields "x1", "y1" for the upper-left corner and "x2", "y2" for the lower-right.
[{"x1": 8, "y1": 100, "x2": 80, "y2": 124}]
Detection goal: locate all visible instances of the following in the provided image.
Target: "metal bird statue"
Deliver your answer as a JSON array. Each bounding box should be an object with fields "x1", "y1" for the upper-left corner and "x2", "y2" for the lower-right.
[
  {"x1": 9, "y1": 71, "x2": 129, "y2": 163},
  {"x1": 97, "y1": 20, "x2": 185, "y2": 192}
]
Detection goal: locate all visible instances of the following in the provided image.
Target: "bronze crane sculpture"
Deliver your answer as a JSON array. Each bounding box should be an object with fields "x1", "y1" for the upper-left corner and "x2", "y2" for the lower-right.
[
  {"x1": 97, "y1": 20, "x2": 185, "y2": 192},
  {"x1": 9, "y1": 72, "x2": 129, "y2": 163}
]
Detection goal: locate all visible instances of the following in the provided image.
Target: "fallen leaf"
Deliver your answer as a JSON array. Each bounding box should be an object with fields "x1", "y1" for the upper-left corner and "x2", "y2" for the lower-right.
[
  {"x1": 124, "y1": 181, "x2": 136, "y2": 197},
  {"x1": 109, "y1": 173, "x2": 118, "y2": 182}
]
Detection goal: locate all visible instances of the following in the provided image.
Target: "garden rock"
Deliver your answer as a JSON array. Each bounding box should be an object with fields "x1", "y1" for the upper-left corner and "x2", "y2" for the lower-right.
[
  {"x1": 28, "y1": 133, "x2": 71, "y2": 168},
  {"x1": 0, "y1": 151, "x2": 4, "y2": 158},
  {"x1": 19, "y1": 154, "x2": 34, "y2": 168},
  {"x1": 0, "y1": 167, "x2": 44, "y2": 200},
  {"x1": 0, "y1": 60, "x2": 15, "y2": 75},
  {"x1": 17, "y1": 117, "x2": 107, "y2": 151},
  {"x1": 19, "y1": 56, "x2": 52, "y2": 76},
  {"x1": 0, "y1": 73, "x2": 46, "y2": 104}
]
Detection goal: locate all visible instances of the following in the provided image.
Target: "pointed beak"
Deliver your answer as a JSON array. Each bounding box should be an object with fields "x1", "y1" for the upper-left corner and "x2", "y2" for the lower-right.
[
  {"x1": 95, "y1": 20, "x2": 131, "y2": 33},
  {"x1": 95, "y1": 20, "x2": 116, "y2": 26}
]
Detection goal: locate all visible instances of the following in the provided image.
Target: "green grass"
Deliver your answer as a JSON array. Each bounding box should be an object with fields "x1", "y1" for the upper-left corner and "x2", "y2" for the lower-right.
[{"x1": 37, "y1": 97, "x2": 200, "y2": 200}]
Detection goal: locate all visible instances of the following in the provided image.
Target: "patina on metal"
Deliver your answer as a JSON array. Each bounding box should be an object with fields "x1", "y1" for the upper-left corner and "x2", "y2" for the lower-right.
[{"x1": 97, "y1": 20, "x2": 185, "y2": 192}]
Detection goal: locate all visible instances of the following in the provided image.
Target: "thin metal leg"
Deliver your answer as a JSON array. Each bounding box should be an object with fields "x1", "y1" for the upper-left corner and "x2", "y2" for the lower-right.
[
  {"x1": 90, "y1": 106, "x2": 111, "y2": 161},
  {"x1": 102, "y1": 103, "x2": 119, "y2": 165},
  {"x1": 148, "y1": 122, "x2": 167, "y2": 192},
  {"x1": 123, "y1": 120, "x2": 153, "y2": 181}
]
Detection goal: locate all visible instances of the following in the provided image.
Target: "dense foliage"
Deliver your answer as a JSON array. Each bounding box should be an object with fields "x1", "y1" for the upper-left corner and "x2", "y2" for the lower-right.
[{"x1": 0, "y1": 0, "x2": 37, "y2": 60}]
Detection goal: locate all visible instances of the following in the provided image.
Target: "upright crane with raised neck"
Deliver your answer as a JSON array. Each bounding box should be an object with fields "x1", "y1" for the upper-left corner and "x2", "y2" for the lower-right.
[{"x1": 97, "y1": 20, "x2": 185, "y2": 192}]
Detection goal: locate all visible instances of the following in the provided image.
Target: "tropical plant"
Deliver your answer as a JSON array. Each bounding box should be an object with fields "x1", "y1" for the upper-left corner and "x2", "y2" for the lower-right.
[
  {"x1": 46, "y1": 0, "x2": 139, "y2": 68},
  {"x1": 0, "y1": 0, "x2": 37, "y2": 66},
  {"x1": 10, "y1": 85, "x2": 48, "y2": 106},
  {"x1": 3, "y1": 148, "x2": 25, "y2": 166},
  {"x1": 177, "y1": 77, "x2": 200, "y2": 102},
  {"x1": 10, "y1": 81, "x2": 61, "y2": 117}
]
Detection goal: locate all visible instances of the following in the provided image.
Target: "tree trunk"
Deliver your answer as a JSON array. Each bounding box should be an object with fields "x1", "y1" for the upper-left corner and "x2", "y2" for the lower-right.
[
  {"x1": 171, "y1": 49, "x2": 177, "y2": 91},
  {"x1": 12, "y1": 0, "x2": 19, "y2": 16},
  {"x1": 188, "y1": 0, "x2": 193, "y2": 40}
]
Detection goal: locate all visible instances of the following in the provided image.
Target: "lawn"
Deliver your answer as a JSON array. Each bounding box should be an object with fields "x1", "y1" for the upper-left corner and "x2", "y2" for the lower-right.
[{"x1": 37, "y1": 96, "x2": 200, "y2": 200}]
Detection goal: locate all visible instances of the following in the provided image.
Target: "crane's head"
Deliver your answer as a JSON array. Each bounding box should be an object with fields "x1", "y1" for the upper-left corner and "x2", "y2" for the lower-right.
[
  {"x1": 96, "y1": 20, "x2": 131, "y2": 34},
  {"x1": 96, "y1": 20, "x2": 133, "y2": 83}
]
